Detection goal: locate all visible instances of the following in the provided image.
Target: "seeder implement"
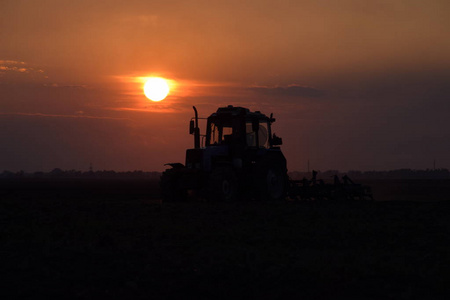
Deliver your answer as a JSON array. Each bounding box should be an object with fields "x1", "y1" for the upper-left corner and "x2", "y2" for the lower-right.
[{"x1": 288, "y1": 171, "x2": 373, "y2": 201}]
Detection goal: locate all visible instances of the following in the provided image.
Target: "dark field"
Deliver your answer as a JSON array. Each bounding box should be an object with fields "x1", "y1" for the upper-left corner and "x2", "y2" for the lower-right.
[{"x1": 1, "y1": 179, "x2": 450, "y2": 298}]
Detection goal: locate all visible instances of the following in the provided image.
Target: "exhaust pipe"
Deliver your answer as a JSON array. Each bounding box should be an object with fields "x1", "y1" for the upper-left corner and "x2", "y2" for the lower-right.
[{"x1": 193, "y1": 106, "x2": 200, "y2": 149}]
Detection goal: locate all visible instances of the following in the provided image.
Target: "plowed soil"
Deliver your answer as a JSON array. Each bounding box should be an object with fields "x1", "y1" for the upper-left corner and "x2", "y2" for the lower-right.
[{"x1": 1, "y1": 179, "x2": 449, "y2": 298}]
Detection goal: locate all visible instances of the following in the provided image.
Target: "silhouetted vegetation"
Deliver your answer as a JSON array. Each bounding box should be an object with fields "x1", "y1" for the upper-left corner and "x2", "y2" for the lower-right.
[
  {"x1": 0, "y1": 168, "x2": 162, "y2": 179},
  {"x1": 1, "y1": 168, "x2": 449, "y2": 180},
  {"x1": 289, "y1": 168, "x2": 450, "y2": 181}
]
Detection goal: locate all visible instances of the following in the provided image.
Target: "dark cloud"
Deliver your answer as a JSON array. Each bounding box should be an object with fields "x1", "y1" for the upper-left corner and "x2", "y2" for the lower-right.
[{"x1": 249, "y1": 85, "x2": 325, "y2": 98}]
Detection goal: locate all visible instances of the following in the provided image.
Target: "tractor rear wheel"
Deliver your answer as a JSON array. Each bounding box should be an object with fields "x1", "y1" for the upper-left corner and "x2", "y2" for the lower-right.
[{"x1": 208, "y1": 167, "x2": 239, "y2": 202}]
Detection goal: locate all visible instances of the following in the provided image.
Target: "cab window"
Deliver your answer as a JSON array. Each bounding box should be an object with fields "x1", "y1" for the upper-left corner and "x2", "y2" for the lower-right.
[
  {"x1": 210, "y1": 122, "x2": 233, "y2": 145},
  {"x1": 246, "y1": 121, "x2": 269, "y2": 148}
]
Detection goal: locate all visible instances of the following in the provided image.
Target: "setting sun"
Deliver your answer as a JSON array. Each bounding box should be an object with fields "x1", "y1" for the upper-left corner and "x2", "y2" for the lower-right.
[{"x1": 143, "y1": 77, "x2": 170, "y2": 101}]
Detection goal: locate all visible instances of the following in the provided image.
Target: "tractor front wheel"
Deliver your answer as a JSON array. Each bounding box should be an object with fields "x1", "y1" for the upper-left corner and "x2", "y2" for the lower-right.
[{"x1": 256, "y1": 166, "x2": 288, "y2": 201}]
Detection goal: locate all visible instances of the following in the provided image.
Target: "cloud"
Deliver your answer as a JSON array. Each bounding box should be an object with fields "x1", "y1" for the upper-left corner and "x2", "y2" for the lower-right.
[
  {"x1": 0, "y1": 59, "x2": 47, "y2": 80},
  {"x1": 249, "y1": 85, "x2": 325, "y2": 98},
  {"x1": 42, "y1": 83, "x2": 89, "y2": 89},
  {"x1": 0, "y1": 112, "x2": 129, "y2": 121},
  {"x1": 108, "y1": 107, "x2": 180, "y2": 114},
  {"x1": 0, "y1": 60, "x2": 26, "y2": 65}
]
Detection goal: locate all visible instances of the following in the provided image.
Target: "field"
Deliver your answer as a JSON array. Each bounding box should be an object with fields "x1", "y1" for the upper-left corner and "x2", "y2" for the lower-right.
[{"x1": 1, "y1": 178, "x2": 450, "y2": 298}]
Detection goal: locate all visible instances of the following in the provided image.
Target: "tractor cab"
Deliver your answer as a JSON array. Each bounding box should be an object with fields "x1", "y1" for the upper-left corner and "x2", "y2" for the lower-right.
[
  {"x1": 186, "y1": 105, "x2": 283, "y2": 172},
  {"x1": 205, "y1": 105, "x2": 280, "y2": 149}
]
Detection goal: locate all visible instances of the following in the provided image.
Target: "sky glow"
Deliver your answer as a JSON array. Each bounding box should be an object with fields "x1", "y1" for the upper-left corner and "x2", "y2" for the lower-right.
[{"x1": 1, "y1": 0, "x2": 450, "y2": 172}]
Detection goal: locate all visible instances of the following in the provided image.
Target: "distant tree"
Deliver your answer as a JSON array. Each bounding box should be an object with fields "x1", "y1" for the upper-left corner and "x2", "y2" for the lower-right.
[{"x1": 1, "y1": 170, "x2": 15, "y2": 178}]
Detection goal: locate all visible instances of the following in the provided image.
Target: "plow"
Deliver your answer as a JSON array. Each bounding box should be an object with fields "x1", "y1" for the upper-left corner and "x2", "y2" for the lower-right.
[{"x1": 161, "y1": 105, "x2": 373, "y2": 202}]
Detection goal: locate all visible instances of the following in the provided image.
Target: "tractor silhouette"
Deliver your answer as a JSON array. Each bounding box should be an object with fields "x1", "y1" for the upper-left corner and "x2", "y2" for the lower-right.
[{"x1": 161, "y1": 106, "x2": 372, "y2": 202}]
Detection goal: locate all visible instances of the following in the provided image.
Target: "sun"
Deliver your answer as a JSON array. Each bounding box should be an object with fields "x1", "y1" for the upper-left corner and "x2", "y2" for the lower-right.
[{"x1": 143, "y1": 77, "x2": 170, "y2": 101}]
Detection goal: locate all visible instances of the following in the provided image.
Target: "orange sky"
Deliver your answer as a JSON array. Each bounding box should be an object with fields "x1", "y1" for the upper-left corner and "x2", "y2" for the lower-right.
[{"x1": 1, "y1": 0, "x2": 450, "y2": 172}]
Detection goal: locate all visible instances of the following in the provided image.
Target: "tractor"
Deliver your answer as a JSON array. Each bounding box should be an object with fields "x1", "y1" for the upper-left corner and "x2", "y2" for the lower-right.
[
  {"x1": 160, "y1": 105, "x2": 373, "y2": 202},
  {"x1": 161, "y1": 105, "x2": 288, "y2": 201}
]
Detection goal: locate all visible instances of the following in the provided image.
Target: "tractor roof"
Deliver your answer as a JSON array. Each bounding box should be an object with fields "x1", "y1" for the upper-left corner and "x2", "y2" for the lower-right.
[{"x1": 212, "y1": 105, "x2": 270, "y2": 120}]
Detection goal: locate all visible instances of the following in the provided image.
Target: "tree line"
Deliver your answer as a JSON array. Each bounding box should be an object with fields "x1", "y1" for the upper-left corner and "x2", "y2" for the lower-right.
[
  {"x1": 289, "y1": 169, "x2": 450, "y2": 180},
  {"x1": 1, "y1": 168, "x2": 449, "y2": 180},
  {"x1": 0, "y1": 168, "x2": 162, "y2": 179}
]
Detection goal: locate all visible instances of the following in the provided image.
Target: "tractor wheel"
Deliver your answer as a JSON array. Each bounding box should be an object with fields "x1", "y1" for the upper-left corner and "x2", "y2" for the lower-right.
[
  {"x1": 208, "y1": 167, "x2": 239, "y2": 202},
  {"x1": 160, "y1": 170, "x2": 187, "y2": 202},
  {"x1": 256, "y1": 166, "x2": 288, "y2": 201}
]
